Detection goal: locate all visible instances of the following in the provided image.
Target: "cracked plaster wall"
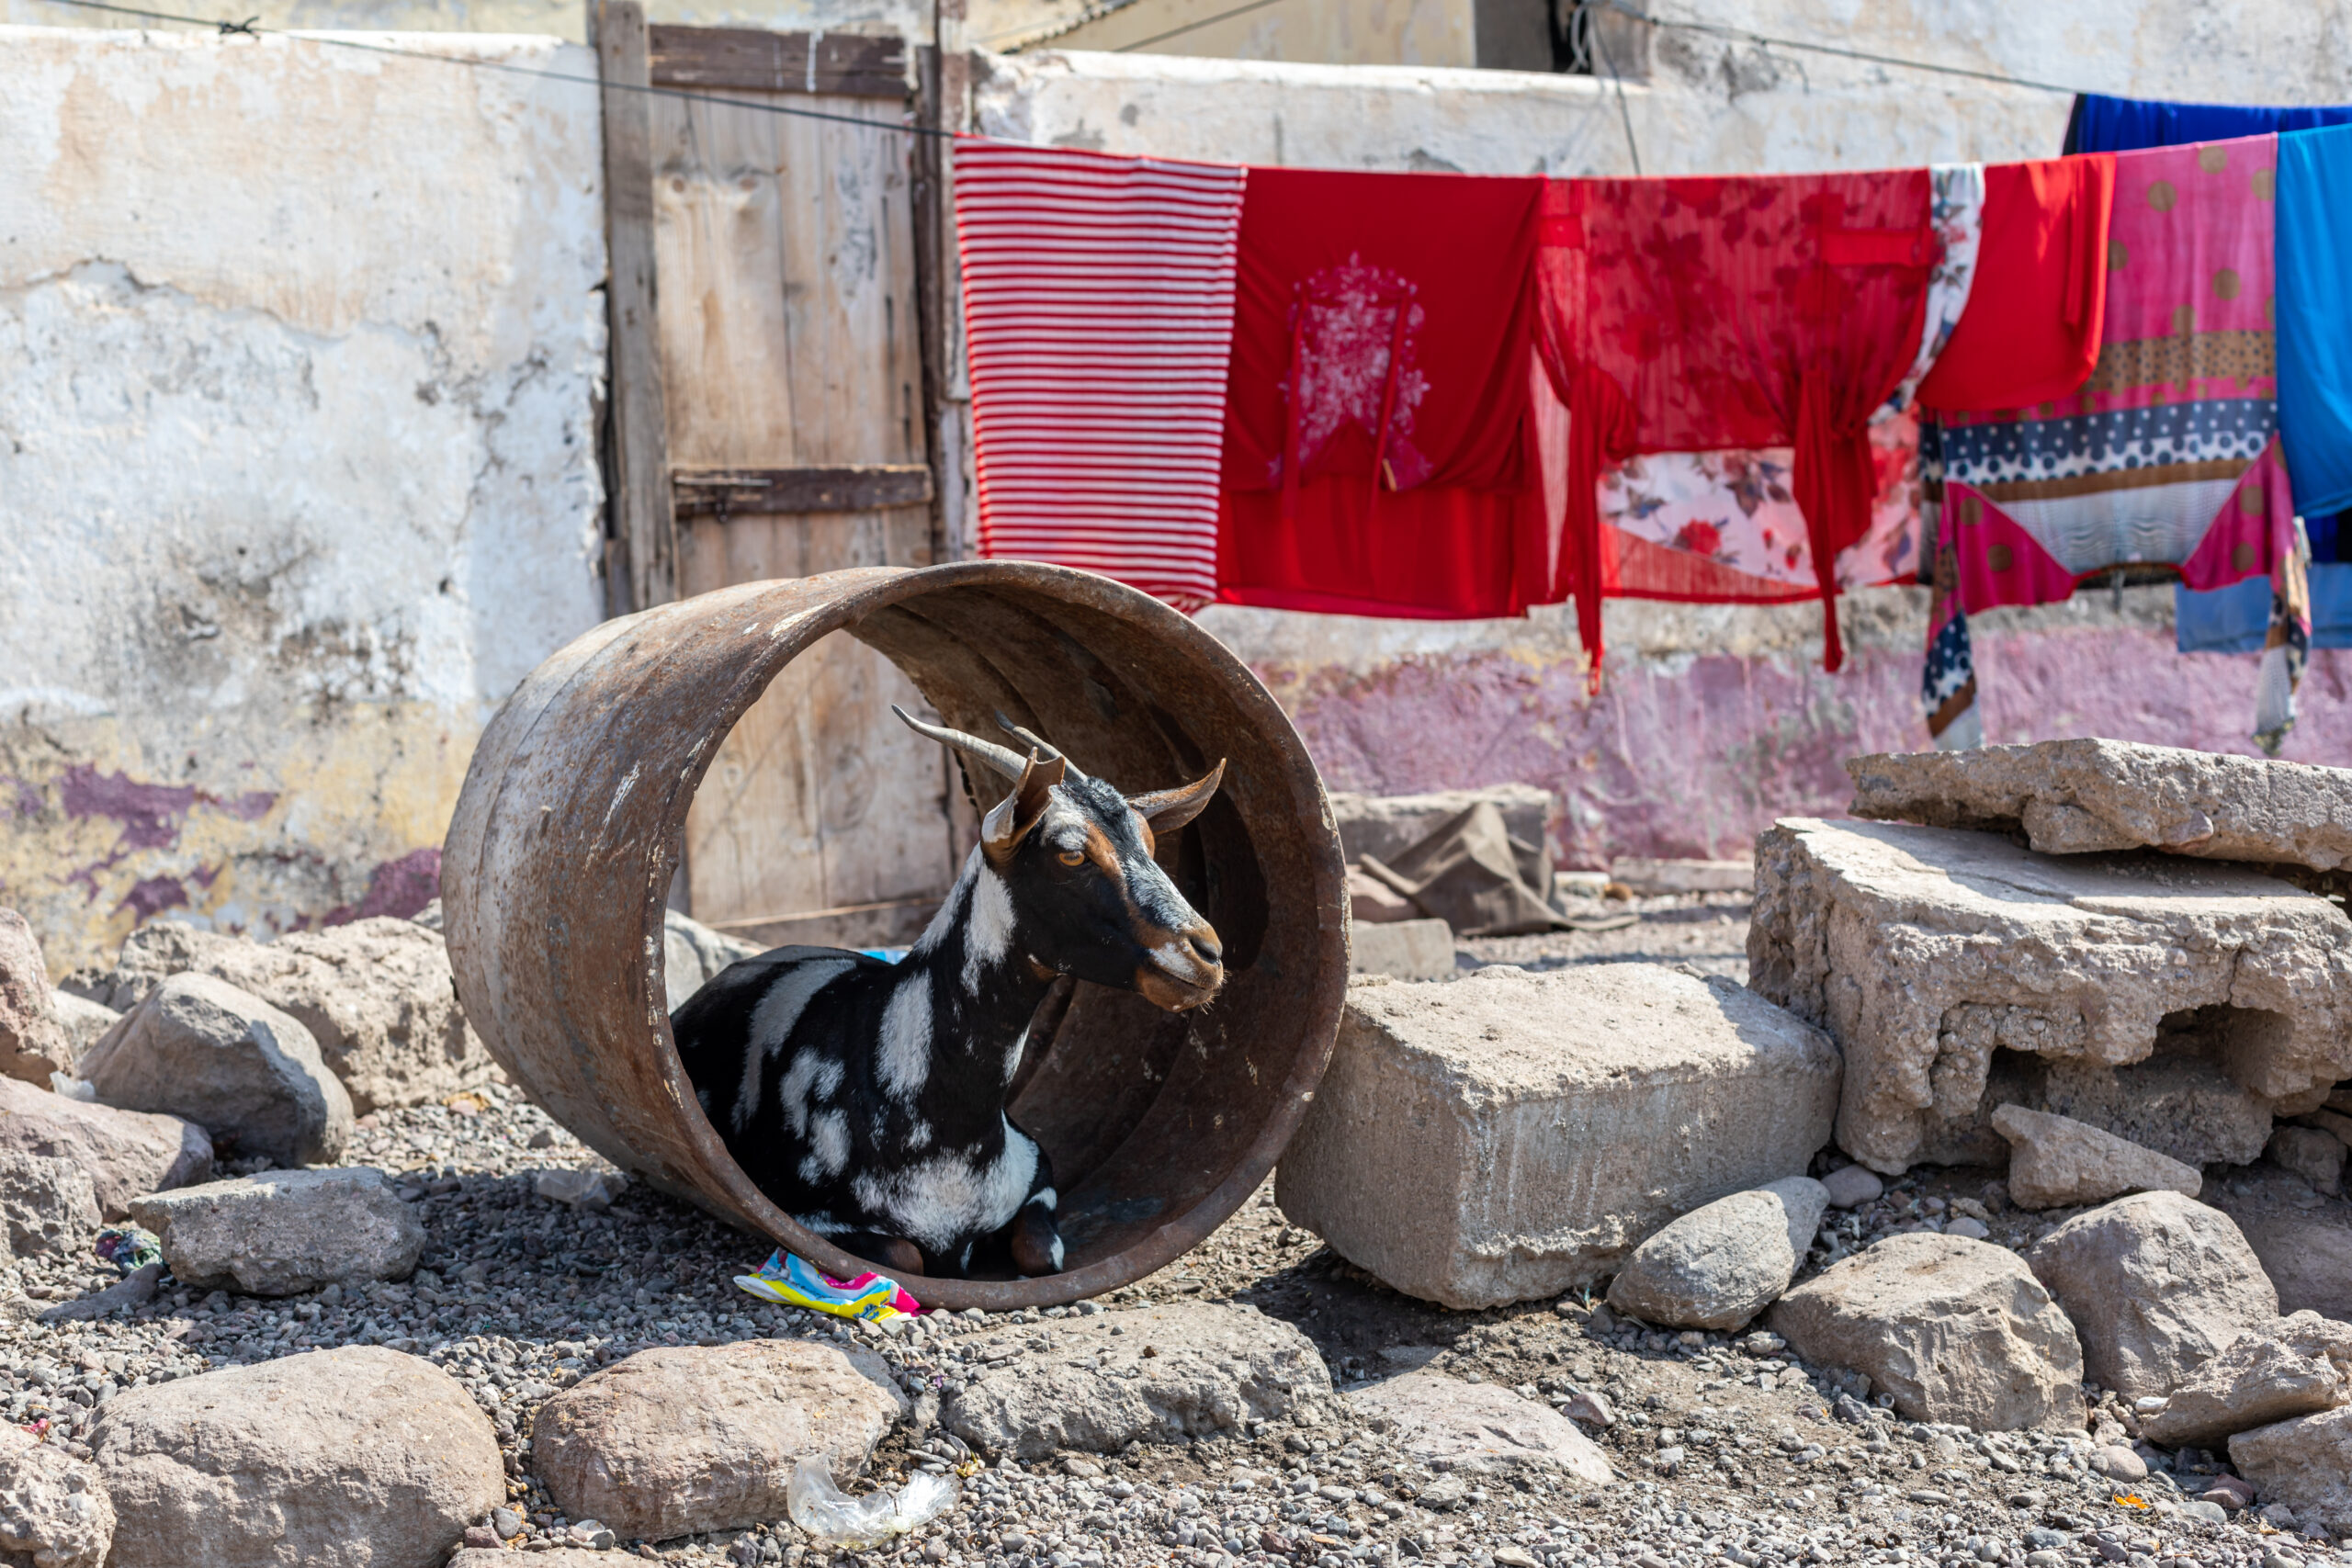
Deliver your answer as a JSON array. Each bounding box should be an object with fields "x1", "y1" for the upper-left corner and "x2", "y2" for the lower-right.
[{"x1": 0, "y1": 28, "x2": 607, "y2": 974}]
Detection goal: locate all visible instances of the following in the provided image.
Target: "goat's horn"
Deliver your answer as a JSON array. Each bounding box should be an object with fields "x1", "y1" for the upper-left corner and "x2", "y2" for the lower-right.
[
  {"x1": 992, "y1": 710, "x2": 1072, "y2": 770},
  {"x1": 891, "y1": 705, "x2": 1028, "y2": 781}
]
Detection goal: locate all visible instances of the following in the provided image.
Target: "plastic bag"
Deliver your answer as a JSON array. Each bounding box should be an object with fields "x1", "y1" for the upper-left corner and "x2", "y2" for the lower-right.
[{"x1": 786, "y1": 1455, "x2": 959, "y2": 1548}]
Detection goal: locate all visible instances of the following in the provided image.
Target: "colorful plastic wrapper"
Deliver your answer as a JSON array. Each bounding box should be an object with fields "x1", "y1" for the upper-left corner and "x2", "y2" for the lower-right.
[
  {"x1": 788, "y1": 1455, "x2": 959, "y2": 1547},
  {"x1": 733, "y1": 1250, "x2": 922, "y2": 1322},
  {"x1": 95, "y1": 1227, "x2": 163, "y2": 1275}
]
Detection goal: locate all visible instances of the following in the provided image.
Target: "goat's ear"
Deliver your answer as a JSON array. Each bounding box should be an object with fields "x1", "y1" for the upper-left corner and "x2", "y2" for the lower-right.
[
  {"x1": 982, "y1": 750, "x2": 1067, "y2": 860},
  {"x1": 1127, "y1": 760, "x2": 1226, "y2": 835}
]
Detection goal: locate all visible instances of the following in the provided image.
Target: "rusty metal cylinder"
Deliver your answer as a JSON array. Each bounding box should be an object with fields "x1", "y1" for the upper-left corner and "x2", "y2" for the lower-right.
[{"x1": 441, "y1": 561, "x2": 1348, "y2": 1309}]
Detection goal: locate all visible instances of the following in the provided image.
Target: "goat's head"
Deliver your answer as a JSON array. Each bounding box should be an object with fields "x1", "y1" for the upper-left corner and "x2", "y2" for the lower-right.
[{"x1": 894, "y1": 706, "x2": 1227, "y2": 1011}]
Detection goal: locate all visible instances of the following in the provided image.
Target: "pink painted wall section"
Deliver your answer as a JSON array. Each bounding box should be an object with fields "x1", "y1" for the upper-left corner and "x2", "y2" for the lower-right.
[{"x1": 1260, "y1": 627, "x2": 2352, "y2": 869}]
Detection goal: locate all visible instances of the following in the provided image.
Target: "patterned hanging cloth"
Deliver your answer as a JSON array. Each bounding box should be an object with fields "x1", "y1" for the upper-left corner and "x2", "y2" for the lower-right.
[{"x1": 2254, "y1": 516, "x2": 2312, "y2": 756}]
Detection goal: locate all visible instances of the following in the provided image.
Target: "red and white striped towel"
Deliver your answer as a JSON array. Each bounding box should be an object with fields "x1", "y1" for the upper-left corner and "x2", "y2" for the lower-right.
[{"x1": 953, "y1": 140, "x2": 1248, "y2": 611}]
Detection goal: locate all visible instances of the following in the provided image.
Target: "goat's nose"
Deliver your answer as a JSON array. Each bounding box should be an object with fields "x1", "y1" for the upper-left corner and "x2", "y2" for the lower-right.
[{"x1": 1188, "y1": 931, "x2": 1223, "y2": 967}]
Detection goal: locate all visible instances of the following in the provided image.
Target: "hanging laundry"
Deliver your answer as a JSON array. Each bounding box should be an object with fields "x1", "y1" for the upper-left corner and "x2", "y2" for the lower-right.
[
  {"x1": 954, "y1": 141, "x2": 1249, "y2": 612},
  {"x1": 1536, "y1": 166, "x2": 1937, "y2": 677},
  {"x1": 1929, "y1": 135, "x2": 2299, "y2": 742},
  {"x1": 1586, "y1": 164, "x2": 1987, "y2": 610},
  {"x1": 2276, "y1": 123, "x2": 2352, "y2": 520},
  {"x1": 1216, "y1": 167, "x2": 1545, "y2": 619},
  {"x1": 2255, "y1": 518, "x2": 2313, "y2": 755},
  {"x1": 2066, "y1": 93, "x2": 2352, "y2": 155},
  {"x1": 1920, "y1": 484, "x2": 1982, "y2": 752},
  {"x1": 1934, "y1": 136, "x2": 2290, "y2": 609},
  {"x1": 1916, "y1": 156, "x2": 2115, "y2": 413},
  {"x1": 2177, "y1": 508, "x2": 2350, "y2": 654}
]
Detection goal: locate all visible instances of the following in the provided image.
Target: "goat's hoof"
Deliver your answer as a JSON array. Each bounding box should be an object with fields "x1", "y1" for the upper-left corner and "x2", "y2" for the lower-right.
[
  {"x1": 1010, "y1": 1210, "x2": 1064, "y2": 1276},
  {"x1": 867, "y1": 1235, "x2": 926, "y2": 1277}
]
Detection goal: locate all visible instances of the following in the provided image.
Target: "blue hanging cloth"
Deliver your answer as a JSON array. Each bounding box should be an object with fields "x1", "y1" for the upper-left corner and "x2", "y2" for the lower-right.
[
  {"x1": 2065, "y1": 93, "x2": 2352, "y2": 154},
  {"x1": 2278, "y1": 124, "x2": 2352, "y2": 519}
]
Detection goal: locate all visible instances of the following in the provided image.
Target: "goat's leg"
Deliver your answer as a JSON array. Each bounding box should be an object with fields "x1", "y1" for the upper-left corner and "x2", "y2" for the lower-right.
[
  {"x1": 833, "y1": 1230, "x2": 927, "y2": 1279},
  {"x1": 1006, "y1": 1152, "x2": 1065, "y2": 1277}
]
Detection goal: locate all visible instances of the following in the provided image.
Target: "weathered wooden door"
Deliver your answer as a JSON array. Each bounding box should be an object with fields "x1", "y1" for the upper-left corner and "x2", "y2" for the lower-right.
[{"x1": 605, "y1": 14, "x2": 964, "y2": 949}]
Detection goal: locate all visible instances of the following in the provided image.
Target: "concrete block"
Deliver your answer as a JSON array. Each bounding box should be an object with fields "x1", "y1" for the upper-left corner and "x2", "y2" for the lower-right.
[
  {"x1": 1276, "y1": 963, "x2": 1840, "y2": 1309},
  {"x1": 1350, "y1": 919, "x2": 1455, "y2": 982},
  {"x1": 1748, "y1": 818, "x2": 2352, "y2": 1176},
  {"x1": 1847, "y1": 739, "x2": 2352, "y2": 873}
]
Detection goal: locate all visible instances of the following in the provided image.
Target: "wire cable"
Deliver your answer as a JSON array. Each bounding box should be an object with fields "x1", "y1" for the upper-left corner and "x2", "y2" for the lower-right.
[
  {"x1": 30, "y1": 0, "x2": 960, "y2": 136},
  {"x1": 1611, "y1": 2, "x2": 2084, "y2": 96}
]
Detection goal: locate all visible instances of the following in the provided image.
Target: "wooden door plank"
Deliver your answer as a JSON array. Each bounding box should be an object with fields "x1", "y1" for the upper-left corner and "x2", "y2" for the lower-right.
[
  {"x1": 650, "y1": 27, "x2": 910, "y2": 97},
  {"x1": 597, "y1": 0, "x2": 678, "y2": 614},
  {"x1": 672, "y1": 463, "x2": 933, "y2": 516}
]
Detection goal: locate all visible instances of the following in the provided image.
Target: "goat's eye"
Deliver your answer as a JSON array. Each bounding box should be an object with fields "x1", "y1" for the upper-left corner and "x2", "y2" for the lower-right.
[{"x1": 1057, "y1": 849, "x2": 1086, "y2": 868}]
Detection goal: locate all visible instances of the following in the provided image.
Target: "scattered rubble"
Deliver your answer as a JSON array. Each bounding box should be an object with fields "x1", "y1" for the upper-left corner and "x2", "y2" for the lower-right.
[
  {"x1": 1607, "y1": 1178, "x2": 1828, "y2": 1332},
  {"x1": 0, "y1": 911, "x2": 73, "y2": 1087},
  {"x1": 1769, "y1": 1233, "x2": 2084, "y2": 1431},
  {"x1": 1279, "y1": 964, "x2": 1838, "y2": 1307},
  {"x1": 1346, "y1": 1370, "x2": 1611, "y2": 1482},
  {"x1": 1748, "y1": 818, "x2": 2352, "y2": 1174},
  {"x1": 1991, "y1": 1104, "x2": 2202, "y2": 1210},
  {"x1": 67, "y1": 918, "x2": 497, "y2": 1114},
  {"x1": 77, "y1": 973, "x2": 352, "y2": 1168},
  {"x1": 0, "y1": 1075, "x2": 210, "y2": 1219},
  {"x1": 2141, "y1": 1314, "x2": 2352, "y2": 1449},
  {"x1": 2026, "y1": 1192, "x2": 2280, "y2": 1400},
  {"x1": 90, "y1": 1345, "x2": 502, "y2": 1568},
  {"x1": 128, "y1": 1168, "x2": 425, "y2": 1297},
  {"x1": 941, "y1": 1302, "x2": 1330, "y2": 1459},
  {"x1": 1847, "y1": 739, "x2": 2352, "y2": 871}
]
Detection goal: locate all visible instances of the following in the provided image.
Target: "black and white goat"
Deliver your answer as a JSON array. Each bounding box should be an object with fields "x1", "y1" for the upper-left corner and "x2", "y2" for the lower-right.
[{"x1": 672, "y1": 709, "x2": 1226, "y2": 1280}]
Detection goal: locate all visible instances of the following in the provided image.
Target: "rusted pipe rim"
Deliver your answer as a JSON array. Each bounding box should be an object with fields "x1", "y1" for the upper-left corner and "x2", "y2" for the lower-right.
[{"x1": 442, "y1": 561, "x2": 1349, "y2": 1309}]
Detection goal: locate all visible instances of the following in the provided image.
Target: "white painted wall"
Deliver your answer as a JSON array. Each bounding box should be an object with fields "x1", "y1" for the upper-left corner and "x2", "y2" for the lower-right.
[{"x1": 0, "y1": 28, "x2": 608, "y2": 972}]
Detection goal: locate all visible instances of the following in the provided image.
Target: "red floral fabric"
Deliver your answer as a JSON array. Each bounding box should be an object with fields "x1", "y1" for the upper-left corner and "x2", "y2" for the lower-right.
[
  {"x1": 1535, "y1": 169, "x2": 1935, "y2": 677},
  {"x1": 1216, "y1": 166, "x2": 1546, "y2": 619}
]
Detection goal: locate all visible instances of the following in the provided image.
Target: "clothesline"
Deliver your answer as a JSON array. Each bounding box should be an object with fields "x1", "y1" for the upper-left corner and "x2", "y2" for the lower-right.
[{"x1": 959, "y1": 92, "x2": 2352, "y2": 758}]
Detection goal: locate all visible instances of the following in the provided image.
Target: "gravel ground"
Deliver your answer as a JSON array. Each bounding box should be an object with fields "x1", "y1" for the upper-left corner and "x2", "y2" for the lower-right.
[{"x1": 0, "y1": 1027, "x2": 2335, "y2": 1568}]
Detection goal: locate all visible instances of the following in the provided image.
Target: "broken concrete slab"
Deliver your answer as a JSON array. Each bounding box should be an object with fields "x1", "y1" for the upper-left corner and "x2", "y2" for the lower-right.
[
  {"x1": 1329, "y1": 785, "x2": 1554, "y2": 895},
  {"x1": 129, "y1": 1168, "x2": 424, "y2": 1296},
  {"x1": 2026, "y1": 1192, "x2": 2279, "y2": 1401},
  {"x1": 1348, "y1": 1371, "x2": 1611, "y2": 1483},
  {"x1": 1989, "y1": 1104, "x2": 2200, "y2": 1211},
  {"x1": 1277, "y1": 964, "x2": 1839, "y2": 1309},
  {"x1": 1349, "y1": 920, "x2": 1455, "y2": 983},
  {"x1": 1747, "y1": 818, "x2": 2352, "y2": 1175},
  {"x1": 1768, "y1": 1232, "x2": 2083, "y2": 1432},
  {"x1": 1846, "y1": 739, "x2": 2352, "y2": 872}
]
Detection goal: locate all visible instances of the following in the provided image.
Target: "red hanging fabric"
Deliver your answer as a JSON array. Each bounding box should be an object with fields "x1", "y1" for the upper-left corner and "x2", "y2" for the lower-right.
[
  {"x1": 1218, "y1": 166, "x2": 1544, "y2": 619},
  {"x1": 1916, "y1": 155, "x2": 2117, "y2": 413},
  {"x1": 1535, "y1": 170, "x2": 1935, "y2": 674}
]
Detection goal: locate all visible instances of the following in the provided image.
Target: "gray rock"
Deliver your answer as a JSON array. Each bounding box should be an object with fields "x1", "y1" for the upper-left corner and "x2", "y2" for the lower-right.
[
  {"x1": 76, "y1": 919, "x2": 495, "y2": 1114},
  {"x1": 0, "y1": 1076, "x2": 210, "y2": 1220},
  {"x1": 0, "y1": 910, "x2": 72, "y2": 1088},
  {"x1": 2271, "y1": 1126, "x2": 2347, "y2": 1195},
  {"x1": 1607, "y1": 1177, "x2": 1828, "y2": 1331},
  {"x1": 533, "y1": 1339, "x2": 904, "y2": 1541},
  {"x1": 46, "y1": 993, "x2": 119, "y2": 1063},
  {"x1": 532, "y1": 1168, "x2": 625, "y2": 1211},
  {"x1": 1747, "y1": 818, "x2": 2352, "y2": 1174},
  {"x1": 943, "y1": 1303, "x2": 1330, "y2": 1458},
  {"x1": 2088, "y1": 1444, "x2": 2147, "y2": 1481},
  {"x1": 1348, "y1": 1371, "x2": 1611, "y2": 1483},
  {"x1": 447, "y1": 1554, "x2": 612, "y2": 1568},
  {"x1": 0, "y1": 1151, "x2": 99, "y2": 1258},
  {"x1": 1769, "y1": 1232, "x2": 2084, "y2": 1432},
  {"x1": 1349, "y1": 919, "x2": 1457, "y2": 982},
  {"x1": 1278, "y1": 964, "x2": 1839, "y2": 1308},
  {"x1": 38, "y1": 1263, "x2": 163, "y2": 1325},
  {"x1": 89, "y1": 1346, "x2": 501, "y2": 1568},
  {"x1": 2026, "y1": 1191, "x2": 2279, "y2": 1400},
  {"x1": 78, "y1": 974, "x2": 351, "y2": 1168},
  {"x1": 662, "y1": 909, "x2": 763, "y2": 1014},
  {"x1": 0, "y1": 1421, "x2": 114, "y2": 1568},
  {"x1": 1846, "y1": 739, "x2": 2352, "y2": 873},
  {"x1": 1821, "y1": 1166, "x2": 1883, "y2": 1208},
  {"x1": 128, "y1": 1168, "x2": 424, "y2": 1297},
  {"x1": 2241, "y1": 1215, "x2": 2352, "y2": 1320},
  {"x1": 2233, "y1": 1404, "x2": 2352, "y2": 1534},
  {"x1": 1991, "y1": 1104, "x2": 2202, "y2": 1211},
  {"x1": 2142, "y1": 1314, "x2": 2352, "y2": 1449}
]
